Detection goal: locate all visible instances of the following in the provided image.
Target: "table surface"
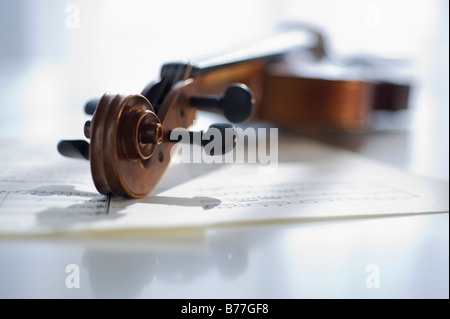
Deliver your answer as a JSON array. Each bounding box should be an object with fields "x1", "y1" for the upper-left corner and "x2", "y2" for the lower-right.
[{"x1": 0, "y1": 133, "x2": 447, "y2": 299}]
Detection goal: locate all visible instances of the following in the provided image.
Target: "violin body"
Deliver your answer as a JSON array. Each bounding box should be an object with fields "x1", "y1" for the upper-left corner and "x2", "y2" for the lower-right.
[
  {"x1": 258, "y1": 62, "x2": 409, "y2": 131},
  {"x1": 182, "y1": 59, "x2": 409, "y2": 132}
]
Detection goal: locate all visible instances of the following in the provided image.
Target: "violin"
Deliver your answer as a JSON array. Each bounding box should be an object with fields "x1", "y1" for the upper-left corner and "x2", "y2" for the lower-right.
[{"x1": 58, "y1": 25, "x2": 410, "y2": 198}]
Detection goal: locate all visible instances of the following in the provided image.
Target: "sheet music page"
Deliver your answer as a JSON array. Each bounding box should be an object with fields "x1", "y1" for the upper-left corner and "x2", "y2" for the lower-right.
[{"x1": 0, "y1": 138, "x2": 448, "y2": 235}]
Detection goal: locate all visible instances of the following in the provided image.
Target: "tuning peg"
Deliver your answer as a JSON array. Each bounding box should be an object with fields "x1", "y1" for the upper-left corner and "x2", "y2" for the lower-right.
[
  {"x1": 189, "y1": 83, "x2": 255, "y2": 123},
  {"x1": 170, "y1": 123, "x2": 236, "y2": 155},
  {"x1": 203, "y1": 123, "x2": 236, "y2": 155},
  {"x1": 84, "y1": 98, "x2": 100, "y2": 115},
  {"x1": 57, "y1": 140, "x2": 90, "y2": 160}
]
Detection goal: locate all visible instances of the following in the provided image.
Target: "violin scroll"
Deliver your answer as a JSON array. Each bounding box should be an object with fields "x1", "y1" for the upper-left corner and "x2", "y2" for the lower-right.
[{"x1": 59, "y1": 80, "x2": 249, "y2": 198}]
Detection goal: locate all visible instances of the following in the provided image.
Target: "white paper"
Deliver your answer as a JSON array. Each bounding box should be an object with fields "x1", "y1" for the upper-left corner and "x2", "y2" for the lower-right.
[{"x1": 0, "y1": 138, "x2": 448, "y2": 235}]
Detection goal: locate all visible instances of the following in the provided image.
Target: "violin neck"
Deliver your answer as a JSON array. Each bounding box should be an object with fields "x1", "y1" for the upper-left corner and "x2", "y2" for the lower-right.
[{"x1": 160, "y1": 31, "x2": 323, "y2": 84}]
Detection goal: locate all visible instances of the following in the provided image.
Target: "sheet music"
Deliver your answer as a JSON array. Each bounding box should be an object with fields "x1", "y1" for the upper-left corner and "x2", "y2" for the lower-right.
[{"x1": 0, "y1": 138, "x2": 448, "y2": 235}]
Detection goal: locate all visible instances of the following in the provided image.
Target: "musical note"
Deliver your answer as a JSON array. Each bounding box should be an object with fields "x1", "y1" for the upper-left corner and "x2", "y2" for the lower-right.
[{"x1": 0, "y1": 139, "x2": 447, "y2": 235}]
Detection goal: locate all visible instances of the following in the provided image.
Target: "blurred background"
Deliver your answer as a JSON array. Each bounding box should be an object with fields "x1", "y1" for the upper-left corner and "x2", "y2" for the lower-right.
[{"x1": 0, "y1": 0, "x2": 448, "y2": 180}]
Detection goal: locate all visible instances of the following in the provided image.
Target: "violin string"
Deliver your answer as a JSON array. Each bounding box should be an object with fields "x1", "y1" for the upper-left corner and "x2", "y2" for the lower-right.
[
  {"x1": 183, "y1": 63, "x2": 193, "y2": 81},
  {"x1": 152, "y1": 71, "x2": 170, "y2": 110},
  {"x1": 151, "y1": 62, "x2": 184, "y2": 112}
]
